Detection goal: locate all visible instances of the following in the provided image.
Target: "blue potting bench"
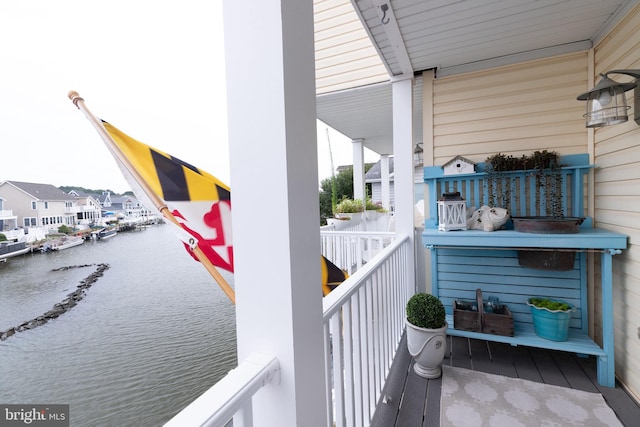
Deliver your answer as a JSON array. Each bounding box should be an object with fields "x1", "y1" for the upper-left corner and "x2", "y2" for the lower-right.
[{"x1": 422, "y1": 154, "x2": 627, "y2": 387}]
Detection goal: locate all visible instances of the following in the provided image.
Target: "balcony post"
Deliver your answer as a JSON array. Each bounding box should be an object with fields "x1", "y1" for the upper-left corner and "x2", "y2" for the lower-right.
[
  {"x1": 224, "y1": 0, "x2": 328, "y2": 425},
  {"x1": 392, "y1": 76, "x2": 416, "y2": 294},
  {"x1": 352, "y1": 138, "x2": 365, "y2": 202}
]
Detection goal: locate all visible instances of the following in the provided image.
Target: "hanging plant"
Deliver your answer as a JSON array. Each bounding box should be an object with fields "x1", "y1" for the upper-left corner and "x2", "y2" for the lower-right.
[{"x1": 484, "y1": 150, "x2": 563, "y2": 217}]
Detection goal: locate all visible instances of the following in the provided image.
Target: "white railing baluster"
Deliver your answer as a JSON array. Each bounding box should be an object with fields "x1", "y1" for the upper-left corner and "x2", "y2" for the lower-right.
[
  {"x1": 323, "y1": 321, "x2": 334, "y2": 427},
  {"x1": 343, "y1": 302, "x2": 355, "y2": 427},
  {"x1": 350, "y1": 293, "x2": 363, "y2": 427},
  {"x1": 331, "y1": 312, "x2": 345, "y2": 427},
  {"x1": 232, "y1": 401, "x2": 253, "y2": 427}
]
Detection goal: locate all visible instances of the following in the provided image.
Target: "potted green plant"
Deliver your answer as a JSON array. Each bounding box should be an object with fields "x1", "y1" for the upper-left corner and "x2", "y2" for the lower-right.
[
  {"x1": 405, "y1": 293, "x2": 448, "y2": 378},
  {"x1": 526, "y1": 297, "x2": 576, "y2": 342},
  {"x1": 334, "y1": 197, "x2": 364, "y2": 224},
  {"x1": 335, "y1": 197, "x2": 364, "y2": 214},
  {"x1": 364, "y1": 198, "x2": 386, "y2": 220}
]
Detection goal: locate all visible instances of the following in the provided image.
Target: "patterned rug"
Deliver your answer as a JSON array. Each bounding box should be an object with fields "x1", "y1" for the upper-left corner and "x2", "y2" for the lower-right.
[{"x1": 440, "y1": 365, "x2": 622, "y2": 427}]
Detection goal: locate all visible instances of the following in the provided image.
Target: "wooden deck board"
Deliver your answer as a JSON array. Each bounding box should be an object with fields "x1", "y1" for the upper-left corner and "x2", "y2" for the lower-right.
[
  {"x1": 529, "y1": 346, "x2": 570, "y2": 387},
  {"x1": 486, "y1": 341, "x2": 518, "y2": 378},
  {"x1": 575, "y1": 355, "x2": 640, "y2": 427},
  {"x1": 422, "y1": 371, "x2": 441, "y2": 427},
  {"x1": 446, "y1": 335, "x2": 471, "y2": 369},
  {"x1": 370, "y1": 334, "x2": 411, "y2": 427},
  {"x1": 511, "y1": 344, "x2": 544, "y2": 382},
  {"x1": 372, "y1": 333, "x2": 640, "y2": 426},
  {"x1": 395, "y1": 360, "x2": 428, "y2": 427}
]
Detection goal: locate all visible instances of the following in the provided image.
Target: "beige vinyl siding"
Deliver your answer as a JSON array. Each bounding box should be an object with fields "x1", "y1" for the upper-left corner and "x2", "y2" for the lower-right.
[
  {"x1": 592, "y1": 3, "x2": 640, "y2": 399},
  {"x1": 314, "y1": 0, "x2": 388, "y2": 94},
  {"x1": 431, "y1": 53, "x2": 589, "y2": 166}
]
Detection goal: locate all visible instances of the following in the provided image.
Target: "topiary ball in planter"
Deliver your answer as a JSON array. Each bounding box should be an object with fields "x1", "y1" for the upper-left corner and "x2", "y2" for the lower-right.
[
  {"x1": 407, "y1": 293, "x2": 446, "y2": 329},
  {"x1": 406, "y1": 293, "x2": 447, "y2": 378}
]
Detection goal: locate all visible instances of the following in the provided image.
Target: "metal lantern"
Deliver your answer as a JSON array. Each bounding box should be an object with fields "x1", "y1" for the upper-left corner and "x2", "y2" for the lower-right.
[{"x1": 437, "y1": 192, "x2": 467, "y2": 231}]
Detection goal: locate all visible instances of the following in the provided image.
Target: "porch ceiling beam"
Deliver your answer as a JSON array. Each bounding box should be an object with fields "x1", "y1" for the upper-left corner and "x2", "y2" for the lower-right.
[{"x1": 371, "y1": 0, "x2": 413, "y2": 76}]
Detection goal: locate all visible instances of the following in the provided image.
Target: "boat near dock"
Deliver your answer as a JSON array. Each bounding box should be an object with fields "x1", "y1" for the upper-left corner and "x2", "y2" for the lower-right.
[
  {"x1": 40, "y1": 235, "x2": 85, "y2": 252},
  {"x1": 93, "y1": 227, "x2": 117, "y2": 240},
  {"x1": 0, "y1": 241, "x2": 31, "y2": 262}
]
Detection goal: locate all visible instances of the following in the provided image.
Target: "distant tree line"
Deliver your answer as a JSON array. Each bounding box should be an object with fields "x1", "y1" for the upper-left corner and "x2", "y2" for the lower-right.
[{"x1": 58, "y1": 186, "x2": 133, "y2": 196}]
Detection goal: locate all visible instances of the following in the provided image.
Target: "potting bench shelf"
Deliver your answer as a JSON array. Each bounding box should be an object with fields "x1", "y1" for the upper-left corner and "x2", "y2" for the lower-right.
[
  {"x1": 423, "y1": 154, "x2": 628, "y2": 387},
  {"x1": 445, "y1": 314, "x2": 606, "y2": 357}
]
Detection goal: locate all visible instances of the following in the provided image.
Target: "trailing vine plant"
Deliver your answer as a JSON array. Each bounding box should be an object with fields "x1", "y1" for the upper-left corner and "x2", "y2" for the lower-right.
[{"x1": 484, "y1": 150, "x2": 563, "y2": 217}]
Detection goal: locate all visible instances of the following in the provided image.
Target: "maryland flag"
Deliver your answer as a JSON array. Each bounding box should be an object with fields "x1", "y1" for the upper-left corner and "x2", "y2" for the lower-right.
[
  {"x1": 321, "y1": 255, "x2": 348, "y2": 296},
  {"x1": 69, "y1": 91, "x2": 348, "y2": 301},
  {"x1": 102, "y1": 121, "x2": 234, "y2": 273}
]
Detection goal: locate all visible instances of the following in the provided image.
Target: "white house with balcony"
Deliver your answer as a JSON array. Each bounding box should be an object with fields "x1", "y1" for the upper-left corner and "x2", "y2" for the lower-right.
[
  {"x1": 68, "y1": 189, "x2": 104, "y2": 225},
  {"x1": 0, "y1": 181, "x2": 78, "y2": 233},
  {"x1": 0, "y1": 197, "x2": 17, "y2": 230}
]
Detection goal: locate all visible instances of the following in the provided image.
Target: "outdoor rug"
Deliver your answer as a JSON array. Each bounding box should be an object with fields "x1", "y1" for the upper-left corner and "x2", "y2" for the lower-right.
[{"x1": 440, "y1": 365, "x2": 622, "y2": 427}]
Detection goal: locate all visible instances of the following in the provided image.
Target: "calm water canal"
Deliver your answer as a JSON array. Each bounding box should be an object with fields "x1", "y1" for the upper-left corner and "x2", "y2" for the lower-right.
[{"x1": 0, "y1": 224, "x2": 237, "y2": 426}]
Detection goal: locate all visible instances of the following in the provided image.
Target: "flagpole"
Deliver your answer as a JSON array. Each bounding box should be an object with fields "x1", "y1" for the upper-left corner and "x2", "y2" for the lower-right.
[{"x1": 68, "y1": 91, "x2": 236, "y2": 305}]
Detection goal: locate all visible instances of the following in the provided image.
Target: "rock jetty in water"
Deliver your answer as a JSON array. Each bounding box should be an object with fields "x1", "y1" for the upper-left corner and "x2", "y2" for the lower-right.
[{"x1": 0, "y1": 263, "x2": 110, "y2": 341}]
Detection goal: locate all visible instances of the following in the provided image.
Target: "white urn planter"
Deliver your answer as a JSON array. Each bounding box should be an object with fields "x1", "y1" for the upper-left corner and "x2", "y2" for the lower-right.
[
  {"x1": 406, "y1": 320, "x2": 448, "y2": 378},
  {"x1": 339, "y1": 212, "x2": 362, "y2": 225},
  {"x1": 365, "y1": 210, "x2": 382, "y2": 221},
  {"x1": 326, "y1": 217, "x2": 351, "y2": 230}
]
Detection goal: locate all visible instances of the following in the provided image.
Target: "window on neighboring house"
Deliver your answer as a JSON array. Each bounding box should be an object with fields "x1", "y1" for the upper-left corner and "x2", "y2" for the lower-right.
[
  {"x1": 31, "y1": 201, "x2": 37, "y2": 210},
  {"x1": 44, "y1": 201, "x2": 49, "y2": 209}
]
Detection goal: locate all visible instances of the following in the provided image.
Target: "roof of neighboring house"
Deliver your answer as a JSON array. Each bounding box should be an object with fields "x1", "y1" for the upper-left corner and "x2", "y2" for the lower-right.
[
  {"x1": 68, "y1": 189, "x2": 93, "y2": 198},
  {"x1": 109, "y1": 195, "x2": 131, "y2": 204},
  {"x1": 2, "y1": 181, "x2": 77, "y2": 201},
  {"x1": 365, "y1": 158, "x2": 395, "y2": 182}
]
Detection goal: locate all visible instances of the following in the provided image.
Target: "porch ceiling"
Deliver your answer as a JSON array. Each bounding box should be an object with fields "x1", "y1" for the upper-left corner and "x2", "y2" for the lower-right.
[{"x1": 316, "y1": 0, "x2": 640, "y2": 155}]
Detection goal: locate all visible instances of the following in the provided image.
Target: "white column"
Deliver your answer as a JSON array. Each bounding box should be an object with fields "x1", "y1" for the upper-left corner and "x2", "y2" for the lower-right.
[
  {"x1": 421, "y1": 70, "x2": 434, "y2": 293},
  {"x1": 223, "y1": 1, "x2": 327, "y2": 426},
  {"x1": 381, "y1": 155, "x2": 391, "y2": 212},
  {"x1": 392, "y1": 76, "x2": 416, "y2": 292},
  {"x1": 352, "y1": 138, "x2": 365, "y2": 202}
]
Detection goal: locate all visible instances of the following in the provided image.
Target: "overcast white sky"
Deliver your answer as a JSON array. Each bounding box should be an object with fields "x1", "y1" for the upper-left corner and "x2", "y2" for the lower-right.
[{"x1": 0, "y1": 1, "x2": 378, "y2": 194}]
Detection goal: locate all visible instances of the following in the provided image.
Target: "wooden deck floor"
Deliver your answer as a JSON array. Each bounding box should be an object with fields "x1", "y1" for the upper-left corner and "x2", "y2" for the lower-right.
[{"x1": 371, "y1": 333, "x2": 640, "y2": 426}]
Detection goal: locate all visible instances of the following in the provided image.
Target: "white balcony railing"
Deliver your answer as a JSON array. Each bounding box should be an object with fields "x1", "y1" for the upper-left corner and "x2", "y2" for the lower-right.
[
  {"x1": 164, "y1": 232, "x2": 410, "y2": 427},
  {"x1": 320, "y1": 231, "x2": 396, "y2": 275},
  {"x1": 322, "y1": 234, "x2": 410, "y2": 426}
]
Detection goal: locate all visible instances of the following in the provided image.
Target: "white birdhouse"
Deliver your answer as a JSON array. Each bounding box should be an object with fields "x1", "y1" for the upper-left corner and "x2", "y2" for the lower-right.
[
  {"x1": 442, "y1": 156, "x2": 476, "y2": 175},
  {"x1": 438, "y1": 192, "x2": 467, "y2": 231}
]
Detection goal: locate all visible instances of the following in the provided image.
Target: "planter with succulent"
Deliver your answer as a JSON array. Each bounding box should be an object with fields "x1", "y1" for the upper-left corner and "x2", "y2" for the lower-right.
[
  {"x1": 526, "y1": 297, "x2": 576, "y2": 342},
  {"x1": 405, "y1": 293, "x2": 448, "y2": 378},
  {"x1": 484, "y1": 150, "x2": 584, "y2": 270}
]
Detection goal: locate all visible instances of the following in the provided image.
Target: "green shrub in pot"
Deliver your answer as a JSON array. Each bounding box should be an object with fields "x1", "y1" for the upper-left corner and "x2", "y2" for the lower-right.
[
  {"x1": 406, "y1": 293, "x2": 446, "y2": 329},
  {"x1": 405, "y1": 293, "x2": 447, "y2": 378}
]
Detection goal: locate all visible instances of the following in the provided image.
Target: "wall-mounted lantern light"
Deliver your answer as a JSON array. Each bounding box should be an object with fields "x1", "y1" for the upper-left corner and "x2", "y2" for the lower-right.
[{"x1": 577, "y1": 69, "x2": 640, "y2": 128}]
